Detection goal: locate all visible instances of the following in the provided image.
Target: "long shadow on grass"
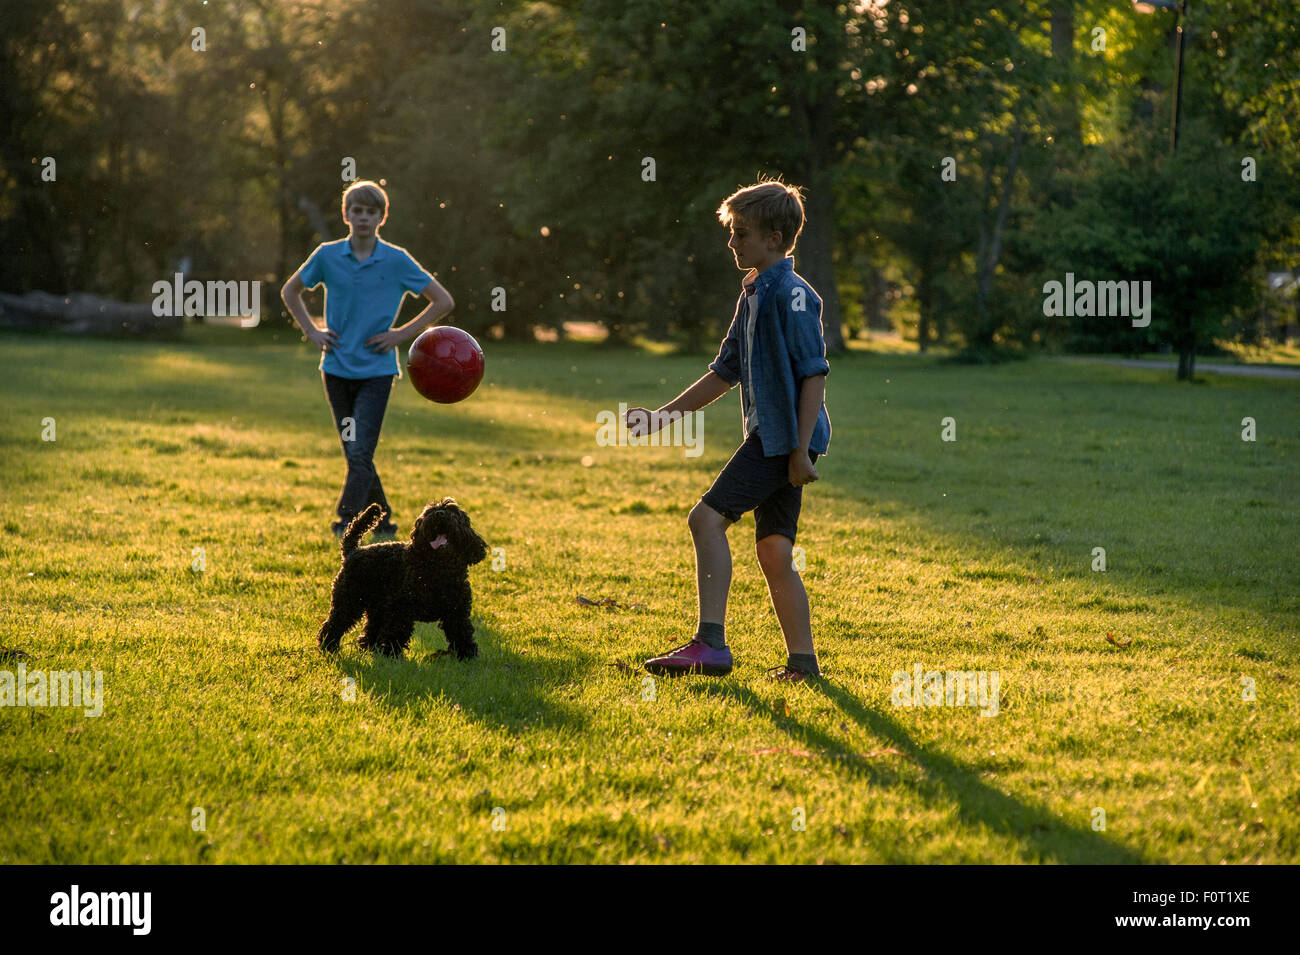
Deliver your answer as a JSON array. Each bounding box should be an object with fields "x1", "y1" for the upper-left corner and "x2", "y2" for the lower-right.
[
  {"x1": 328, "y1": 620, "x2": 592, "y2": 734},
  {"x1": 814, "y1": 355, "x2": 1300, "y2": 627},
  {"x1": 690, "y1": 679, "x2": 1149, "y2": 864}
]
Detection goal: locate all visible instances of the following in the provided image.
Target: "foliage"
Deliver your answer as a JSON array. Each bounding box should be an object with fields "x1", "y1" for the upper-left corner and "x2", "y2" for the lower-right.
[{"x1": 1, "y1": 0, "x2": 1297, "y2": 358}]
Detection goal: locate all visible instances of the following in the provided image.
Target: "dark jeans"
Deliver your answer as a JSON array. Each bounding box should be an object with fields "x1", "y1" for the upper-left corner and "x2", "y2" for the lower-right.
[{"x1": 322, "y1": 372, "x2": 394, "y2": 524}]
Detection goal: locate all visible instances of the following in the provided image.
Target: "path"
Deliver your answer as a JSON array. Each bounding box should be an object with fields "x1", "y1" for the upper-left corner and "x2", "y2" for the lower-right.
[{"x1": 1041, "y1": 355, "x2": 1300, "y2": 380}]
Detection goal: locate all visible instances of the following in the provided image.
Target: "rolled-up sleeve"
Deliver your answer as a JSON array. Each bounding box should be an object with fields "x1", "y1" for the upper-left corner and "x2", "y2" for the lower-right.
[
  {"x1": 708, "y1": 311, "x2": 742, "y2": 387},
  {"x1": 781, "y1": 283, "x2": 830, "y2": 380}
]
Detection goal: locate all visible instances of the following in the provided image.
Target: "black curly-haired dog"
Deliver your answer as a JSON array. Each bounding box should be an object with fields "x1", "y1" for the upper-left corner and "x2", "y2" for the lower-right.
[{"x1": 317, "y1": 499, "x2": 488, "y2": 658}]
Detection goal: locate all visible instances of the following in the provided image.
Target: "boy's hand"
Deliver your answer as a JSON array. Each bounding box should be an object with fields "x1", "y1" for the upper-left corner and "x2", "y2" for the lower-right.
[
  {"x1": 306, "y1": 325, "x2": 339, "y2": 352},
  {"x1": 624, "y1": 406, "x2": 663, "y2": 437},
  {"x1": 788, "y1": 450, "x2": 819, "y2": 487},
  {"x1": 365, "y1": 329, "x2": 405, "y2": 354}
]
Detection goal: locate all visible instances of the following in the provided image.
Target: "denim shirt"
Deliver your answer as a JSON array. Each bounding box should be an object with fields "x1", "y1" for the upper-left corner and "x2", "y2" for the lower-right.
[{"x1": 709, "y1": 257, "x2": 831, "y2": 457}]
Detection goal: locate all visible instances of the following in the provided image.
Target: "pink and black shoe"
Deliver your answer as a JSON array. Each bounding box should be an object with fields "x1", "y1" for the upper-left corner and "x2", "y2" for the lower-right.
[{"x1": 644, "y1": 638, "x2": 733, "y2": 677}]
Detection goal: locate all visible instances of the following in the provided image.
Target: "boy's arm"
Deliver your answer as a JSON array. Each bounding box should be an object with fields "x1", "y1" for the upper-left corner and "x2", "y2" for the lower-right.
[
  {"x1": 280, "y1": 271, "x2": 337, "y2": 351},
  {"x1": 788, "y1": 374, "x2": 826, "y2": 486},
  {"x1": 365, "y1": 279, "x2": 456, "y2": 353},
  {"x1": 625, "y1": 371, "x2": 731, "y2": 437},
  {"x1": 663, "y1": 371, "x2": 733, "y2": 416},
  {"x1": 625, "y1": 307, "x2": 742, "y2": 434},
  {"x1": 666, "y1": 308, "x2": 743, "y2": 414},
  {"x1": 780, "y1": 282, "x2": 829, "y2": 485},
  {"x1": 394, "y1": 279, "x2": 456, "y2": 343}
]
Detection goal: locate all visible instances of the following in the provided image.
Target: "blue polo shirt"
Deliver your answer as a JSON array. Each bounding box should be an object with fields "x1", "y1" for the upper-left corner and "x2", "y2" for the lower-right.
[
  {"x1": 298, "y1": 237, "x2": 434, "y2": 379},
  {"x1": 709, "y1": 257, "x2": 831, "y2": 457}
]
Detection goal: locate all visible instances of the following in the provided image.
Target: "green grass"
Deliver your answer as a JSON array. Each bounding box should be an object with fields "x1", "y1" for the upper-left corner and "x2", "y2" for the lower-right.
[{"x1": 1, "y1": 327, "x2": 1297, "y2": 864}]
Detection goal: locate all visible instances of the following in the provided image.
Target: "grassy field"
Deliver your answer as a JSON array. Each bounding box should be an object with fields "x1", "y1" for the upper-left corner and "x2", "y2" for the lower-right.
[{"x1": 1, "y1": 327, "x2": 1297, "y2": 864}]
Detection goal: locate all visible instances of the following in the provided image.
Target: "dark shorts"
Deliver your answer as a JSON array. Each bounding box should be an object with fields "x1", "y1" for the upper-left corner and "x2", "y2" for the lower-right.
[{"x1": 700, "y1": 433, "x2": 819, "y2": 543}]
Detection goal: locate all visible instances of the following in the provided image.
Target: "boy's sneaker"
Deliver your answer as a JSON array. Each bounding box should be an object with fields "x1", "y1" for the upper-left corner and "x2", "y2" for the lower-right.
[
  {"x1": 644, "y1": 638, "x2": 733, "y2": 677},
  {"x1": 766, "y1": 665, "x2": 821, "y2": 683}
]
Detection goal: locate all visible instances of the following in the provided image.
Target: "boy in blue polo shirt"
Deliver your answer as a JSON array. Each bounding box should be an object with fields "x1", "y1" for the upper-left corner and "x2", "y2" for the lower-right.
[
  {"x1": 625, "y1": 180, "x2": 831, "y2": 682},
  {"x1": 281, "y1": 180, "x2": 455, "y2": 537}
]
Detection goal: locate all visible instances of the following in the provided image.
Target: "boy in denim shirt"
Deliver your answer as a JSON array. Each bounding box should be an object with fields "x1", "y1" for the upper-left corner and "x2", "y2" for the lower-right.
[
  {"x1": 281, "y1": 180, "x2": 455, "y2": 537},
  {"x1": 626, "y1": 180, "x2": 831, "y2": 681}
]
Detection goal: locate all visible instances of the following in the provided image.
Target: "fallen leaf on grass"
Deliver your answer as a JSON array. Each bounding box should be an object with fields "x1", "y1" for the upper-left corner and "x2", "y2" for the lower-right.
[
  {"x1": 1105, "y1": 631, "x2": 1133, "y2": 648},
  {"x1": 576, "y1": 594, "x2": 646, "y2": 611}
]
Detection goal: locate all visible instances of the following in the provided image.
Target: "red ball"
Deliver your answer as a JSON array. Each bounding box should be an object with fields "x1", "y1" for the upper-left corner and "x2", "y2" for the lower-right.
[{"x1": 407, "y1": 326, "x2": 484, "y2": 403}]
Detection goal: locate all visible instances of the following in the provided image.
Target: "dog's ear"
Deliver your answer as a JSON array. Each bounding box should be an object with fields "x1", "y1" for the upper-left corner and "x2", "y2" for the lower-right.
[{"x1": 450, "y1": 509, "x2": 488, "y2": 565}]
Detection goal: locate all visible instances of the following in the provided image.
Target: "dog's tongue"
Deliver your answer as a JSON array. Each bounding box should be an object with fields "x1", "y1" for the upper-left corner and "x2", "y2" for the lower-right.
[{"x1": 429, "y1": 534, "x2": 449, "y2": 551}]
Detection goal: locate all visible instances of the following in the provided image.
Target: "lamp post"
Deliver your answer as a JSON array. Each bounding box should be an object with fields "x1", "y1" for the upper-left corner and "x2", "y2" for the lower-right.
[{"x1": 1133, "y1": 0, "x2": 1188, "y2": 153}]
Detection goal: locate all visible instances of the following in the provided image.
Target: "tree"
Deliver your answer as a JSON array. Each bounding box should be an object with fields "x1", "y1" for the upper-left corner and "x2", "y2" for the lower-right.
[{"x1": 1037, "y1": 123, "x2": 1267, "y2": 378}]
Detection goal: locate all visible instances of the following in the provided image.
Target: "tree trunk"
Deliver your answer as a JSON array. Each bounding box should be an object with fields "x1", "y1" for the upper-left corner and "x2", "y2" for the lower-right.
[
  {"x1": 785, "y1": 8, "x2": 845, "y2": 355},
  {"x1": 1176, "y1": 308, "x2": 1195, "y2": 379},
  {"x1": 1050, "y1": 2, "x2": 1081, "y2": 147},
  {"x1": 865, "y1": 262, "x2": 889, "y2": 332},
  {"x1": 974, "y1": 124, "x2": 1024, "y2": 347},
  {"x1": 0, "y1": 290, "x2": 182, "y2": 337},
  {"x1": 797, "y1": 176, "x2": 844, "y2": 354},
  {"x1": 916, "y1": 268, "x2": 931, "y2": 353},
  {"x1": 298, "y1": 195, "x2": 331, "y2": 241}
]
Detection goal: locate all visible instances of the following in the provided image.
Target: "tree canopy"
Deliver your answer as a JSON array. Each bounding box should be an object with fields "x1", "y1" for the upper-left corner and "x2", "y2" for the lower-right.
[{"x1": 2, "y1": 0, "x2": 1296, "y2": 372}]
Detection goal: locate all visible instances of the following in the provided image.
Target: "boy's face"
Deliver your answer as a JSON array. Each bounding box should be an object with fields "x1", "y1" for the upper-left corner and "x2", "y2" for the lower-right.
[
  {"x1": 345, "y1": 202, "x2": 384, "y2": 236},
  {"x1": 727, "y1": 215, "x2": 782, "y2": 272}
]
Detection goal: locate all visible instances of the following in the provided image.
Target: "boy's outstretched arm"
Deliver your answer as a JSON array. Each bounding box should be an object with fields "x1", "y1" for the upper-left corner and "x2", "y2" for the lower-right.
[
  {"x1": 789, "y1": 374, "x2": 826, "y2": 487},
  {"x1": 626, "y1": 371, "x2": 732, "y2": 436}
]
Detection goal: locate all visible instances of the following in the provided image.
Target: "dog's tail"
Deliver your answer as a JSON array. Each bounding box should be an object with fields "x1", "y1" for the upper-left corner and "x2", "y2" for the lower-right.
[{"x1": 341, "y1": 503, "x2": 384, "y2": 558}]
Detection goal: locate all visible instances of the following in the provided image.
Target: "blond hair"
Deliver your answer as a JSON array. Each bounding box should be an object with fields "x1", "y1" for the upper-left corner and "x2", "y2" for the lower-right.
[
  {"x1": 717, "y1": 179, "x2": 806, "y2": 254},
  {"x1": 341, "y1": 180, "x2": 389, "y2": 220}
]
